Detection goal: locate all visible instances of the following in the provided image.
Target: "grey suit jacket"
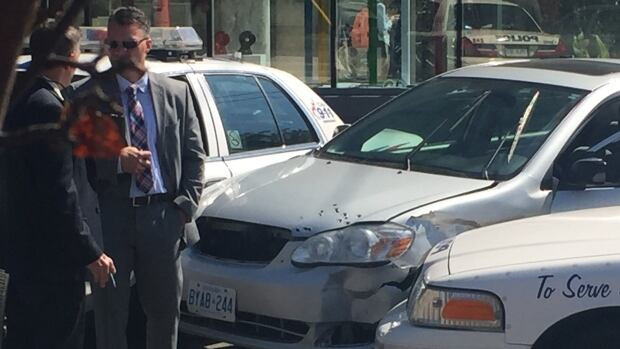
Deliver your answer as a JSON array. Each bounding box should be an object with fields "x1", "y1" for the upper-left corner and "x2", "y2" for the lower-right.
[{"x1": 74, "y1": 70, "x2": 207, "y2": 220}]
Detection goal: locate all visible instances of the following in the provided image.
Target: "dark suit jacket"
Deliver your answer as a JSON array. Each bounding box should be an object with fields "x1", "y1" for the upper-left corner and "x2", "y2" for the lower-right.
[
  {"x1": 75, "y1": 71, "x2": 206, "y2": 222},
  {"x1": 64, "y1": 80, "x2": 105, "y2": 251},
  {"x1": 1, "y1": 77, "x2": 102, "y2": 275}
]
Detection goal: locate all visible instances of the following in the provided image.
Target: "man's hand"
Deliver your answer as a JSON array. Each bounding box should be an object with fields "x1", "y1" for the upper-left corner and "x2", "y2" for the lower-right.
[
  {"x1": 87, "y1": 253, "x2": 116, "y2": 288},
  {"x1": 120, "y1": 146, "x2": 151, "y2": 175}
]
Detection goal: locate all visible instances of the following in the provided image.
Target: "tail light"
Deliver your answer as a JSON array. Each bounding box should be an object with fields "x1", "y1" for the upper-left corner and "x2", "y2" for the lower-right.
[
  {"x1": 462, "y1": 38, "x2": 498, "y2": 57},
  {"x1": 533, "y1": 39, "x2": 569, "y2": 58}
]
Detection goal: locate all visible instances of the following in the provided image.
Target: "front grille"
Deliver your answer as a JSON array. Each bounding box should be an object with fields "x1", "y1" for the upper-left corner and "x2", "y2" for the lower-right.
[
  {"x1": 196, "y1": 217, "x2": 291, "y2": 263},
  {"x1": 315, "y1": 322, "x2": 376, "y2": 347},
  {"x1": 181, "y1": 302, "x2": 309, "y2": 343}
]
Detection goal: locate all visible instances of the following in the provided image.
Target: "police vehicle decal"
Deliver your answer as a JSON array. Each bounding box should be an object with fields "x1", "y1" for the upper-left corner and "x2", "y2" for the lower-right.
[{"x1": 536, "y1": 273, "x2": 615, "y2": 300}]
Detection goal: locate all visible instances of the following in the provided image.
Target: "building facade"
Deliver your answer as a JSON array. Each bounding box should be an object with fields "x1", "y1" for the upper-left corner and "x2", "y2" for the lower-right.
[{"x1": 43, "y1": 0, "x2": 620, "y2": 89}]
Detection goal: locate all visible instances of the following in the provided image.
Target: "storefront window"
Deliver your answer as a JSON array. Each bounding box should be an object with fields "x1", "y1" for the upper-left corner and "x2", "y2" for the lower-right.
[
  {"x1": 45, "y1": 0, "x2": 620, "y2": 88},
  {"x1": 336, "y1": 0, "x2": 404, "y2": 86},
  {"x1": 211, "y1": 0, "x2": 331, "y2": 86},
  {"x1": 550, "y1": 2, "x2": 620, "y2": 58}
]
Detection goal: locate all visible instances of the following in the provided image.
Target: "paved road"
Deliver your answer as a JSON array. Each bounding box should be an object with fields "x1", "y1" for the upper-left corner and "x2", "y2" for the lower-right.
[
  {"x1": 178, "y1": 335, "x2": 245, "y2": 349},
  {"x1": 179, "y1": 337, "x2": 245, "y2": 349},
  {"x1": 84, "y1": 311, "x2": 247, "y2": 349}
]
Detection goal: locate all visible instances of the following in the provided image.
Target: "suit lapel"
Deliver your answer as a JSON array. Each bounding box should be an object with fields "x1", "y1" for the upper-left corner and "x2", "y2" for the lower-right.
[
  {"x1": 99, "y1": 71, "x2": 123, "y2": 109},
  {"x1": 85, "y1": 71, "x2": 128, "y2": 191},
  {"x1": 148, "y1": 72, "x2": 166, "y2": 151},
  {"x1": 147, "y1": 72, "x2": 171, "y2": 185},
  {"x1": 98, "y1": 72, "x2": 126, "y2": 144}
]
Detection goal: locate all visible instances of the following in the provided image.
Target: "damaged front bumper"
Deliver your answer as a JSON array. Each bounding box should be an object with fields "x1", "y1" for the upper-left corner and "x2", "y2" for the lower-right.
[{"x1": 179, "y1": 242, "x2": 411, "y2": 348}]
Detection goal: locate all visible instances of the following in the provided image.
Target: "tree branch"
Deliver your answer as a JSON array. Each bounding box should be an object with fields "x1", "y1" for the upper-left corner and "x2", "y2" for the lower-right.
[{"x1": 0, "y1": 0, "x2": 39, "y2": 128}]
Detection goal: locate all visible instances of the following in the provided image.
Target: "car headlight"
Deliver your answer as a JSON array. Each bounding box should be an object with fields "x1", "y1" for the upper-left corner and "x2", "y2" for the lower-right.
[
  {"x1": 291, "y1": 223, "x2": 414, "y2": 266},
  {"x1": 407, "y1": 279, "x2": 504, "y2": 332}
]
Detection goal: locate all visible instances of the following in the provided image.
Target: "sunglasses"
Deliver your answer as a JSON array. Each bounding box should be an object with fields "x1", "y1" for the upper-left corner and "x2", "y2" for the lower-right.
[{"x1": 105, "y1": 37, "x2": 148, "y2": 49}]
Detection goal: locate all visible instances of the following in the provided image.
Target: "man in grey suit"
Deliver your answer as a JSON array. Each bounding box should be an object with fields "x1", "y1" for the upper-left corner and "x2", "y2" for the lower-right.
[{"x1": 75, "y1": 7, "x2": 206, "y2": 349}]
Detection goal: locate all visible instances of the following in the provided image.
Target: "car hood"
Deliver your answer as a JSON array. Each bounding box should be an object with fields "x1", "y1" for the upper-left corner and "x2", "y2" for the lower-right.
[
  {"x1": 203, "y1": 155, "x2": 493, "y2": 237},
  {"x1": 448, "y1": 207, "x2": 620, "y2": 275}
]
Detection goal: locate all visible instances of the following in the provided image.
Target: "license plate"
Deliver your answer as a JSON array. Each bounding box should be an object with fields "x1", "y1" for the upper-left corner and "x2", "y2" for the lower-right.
[
  {"x1": 506, "y1": 48, "x2": 529, "y2": 57},
  {"x1": 186, "y1": 281, "x2": 236, "y2": 322}
]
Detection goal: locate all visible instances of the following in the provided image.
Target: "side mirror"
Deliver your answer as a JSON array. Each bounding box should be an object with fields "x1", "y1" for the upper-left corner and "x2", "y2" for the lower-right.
[
  {"x1": 333, "y1": 124, "x2": 351, "y2": 137},
  {"x1": 569, "y1": 157, "x2": 607, "y2": 185}
]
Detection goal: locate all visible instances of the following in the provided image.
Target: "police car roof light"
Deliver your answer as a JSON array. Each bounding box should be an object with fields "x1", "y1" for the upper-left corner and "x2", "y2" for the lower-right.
[
  {"x1": 78, "y1": 26, "x2": 204, "y2": 59},
  {"x1": 80, "y1": 27, "x2": 108, "y2": 52}
]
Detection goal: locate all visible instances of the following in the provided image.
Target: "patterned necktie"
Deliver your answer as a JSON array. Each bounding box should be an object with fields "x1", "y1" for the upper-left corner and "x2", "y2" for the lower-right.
[{"x1": 126, "y1": 85, "x2": 153, "y2": 193}]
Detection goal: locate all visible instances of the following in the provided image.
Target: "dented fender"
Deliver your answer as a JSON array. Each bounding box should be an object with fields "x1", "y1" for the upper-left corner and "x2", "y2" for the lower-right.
[{"x1": 391, "y1": 173, "x2": 555, "y2": 268}]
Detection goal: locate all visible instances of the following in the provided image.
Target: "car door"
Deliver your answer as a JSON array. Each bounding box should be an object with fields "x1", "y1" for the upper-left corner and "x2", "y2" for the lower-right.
[
  {"x1": 170, "y1": 73, "x2": 232, "y2": 186},
  {"x1": 201, "y1": 73, "x2": 321, "y2": 177},
  {"x1": 550, "y1": 96, "x2": 620, "y2": 212}
]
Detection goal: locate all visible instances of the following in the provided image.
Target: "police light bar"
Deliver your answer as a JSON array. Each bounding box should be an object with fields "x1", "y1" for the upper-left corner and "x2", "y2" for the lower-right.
[
  {"x1": 150, "y1": 27, "x2": 203, "y2": 51},
  {"x1": 78, "y1": 26, "x2": 203, "y2": 60},
  {"x1": 80, "y1": 27, "x2": 108, "y2": 52},
  {"x1": 149, "y1": 27, "x2": 204, "y2": 61}
]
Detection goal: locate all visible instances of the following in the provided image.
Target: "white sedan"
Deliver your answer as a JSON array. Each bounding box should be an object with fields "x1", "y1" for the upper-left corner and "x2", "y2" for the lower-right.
[
  {"x1": 144, "y1": 57, "x2": 344, "y2": 190},
  {"x1": 179, "y1": 57, "x2": 620, "y2": 349}
]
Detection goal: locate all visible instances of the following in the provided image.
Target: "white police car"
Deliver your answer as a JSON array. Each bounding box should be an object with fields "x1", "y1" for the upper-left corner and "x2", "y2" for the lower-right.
[
  {"x1": 429, "y1": 0, "x2": 568, "y2": 73},
  {"x1": 376, "y1": 206, "x2": 620, "y2": 349}
]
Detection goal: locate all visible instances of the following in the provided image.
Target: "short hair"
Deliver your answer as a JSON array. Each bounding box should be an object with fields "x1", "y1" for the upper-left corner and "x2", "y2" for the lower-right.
[
  {"x1": 30, "y1": 25, "x2": 81, "y2": 68},
  {"x1": 108, "y1": 6, "x2": 150, "y2": 35}
]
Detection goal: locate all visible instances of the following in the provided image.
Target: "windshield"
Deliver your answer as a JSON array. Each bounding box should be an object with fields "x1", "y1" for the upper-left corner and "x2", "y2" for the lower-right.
[
  {"x1": 461, "y1": 3, "x2": 541, "y2": 32},
  {"x1": 319, "y1": 77, "x2": 586, "y2": 180}
]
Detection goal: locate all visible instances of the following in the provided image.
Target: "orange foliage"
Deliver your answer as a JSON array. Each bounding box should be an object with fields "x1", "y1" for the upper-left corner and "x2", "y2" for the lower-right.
[{"x1": 69, "y1": 107, "x2": 124, "y2": 158}]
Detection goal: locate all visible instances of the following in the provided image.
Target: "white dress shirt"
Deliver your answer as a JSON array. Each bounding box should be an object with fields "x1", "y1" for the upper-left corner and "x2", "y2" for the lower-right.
[{"x1": 116, "y1": 74, "x2": 167, "y2": 198}]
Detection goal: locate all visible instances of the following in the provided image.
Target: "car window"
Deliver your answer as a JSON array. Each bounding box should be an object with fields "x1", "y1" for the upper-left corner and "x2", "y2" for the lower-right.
[
  {"x1": 450, "y1": 3, "x2": 541, "y2": 32},
  {"x1": 556, "y1": 98, "x2": 620, "y2": 188},
  {"x1": 320, "y1": 77, "x2": 586, "y2": 180},
  {"x1": 257, "y1": 77, "x2": 318, "y2": 145},
  {"x1": 206, "y1": 75, "x2": 283, "y2": 154}
]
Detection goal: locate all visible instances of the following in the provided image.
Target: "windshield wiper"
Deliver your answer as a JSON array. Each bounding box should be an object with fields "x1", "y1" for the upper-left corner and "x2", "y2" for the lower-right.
[
  {"x1": 319, "y1": 151, "x2": 403, "y2": 168},
  {"x1": 405, "y1": 90, "x2": 492, "y2": 171},
  {"x1": 481, "y1": 130, "x2": 511, "y2": 180},
  {"x1": 405, "y1": 119, "x2": 448, "y2": 171},
  {"x1": 448, "y1": 90, "x2": 492, "y2": 133},
  {"x1": 481, "y1": 91, "x2": 540, "y2": 180},
  {"x1": 507, "y1": 91, "x2": 539, "y2": 162}
]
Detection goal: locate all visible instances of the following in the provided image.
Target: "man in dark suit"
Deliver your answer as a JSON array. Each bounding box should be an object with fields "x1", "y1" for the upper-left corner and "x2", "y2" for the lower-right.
[
  {"x1": 74, "y1": 7, "x2": 206, "y2": 349},
  {"x1": 2, "y1": 25, "x2": 116, "y2": 349}
]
